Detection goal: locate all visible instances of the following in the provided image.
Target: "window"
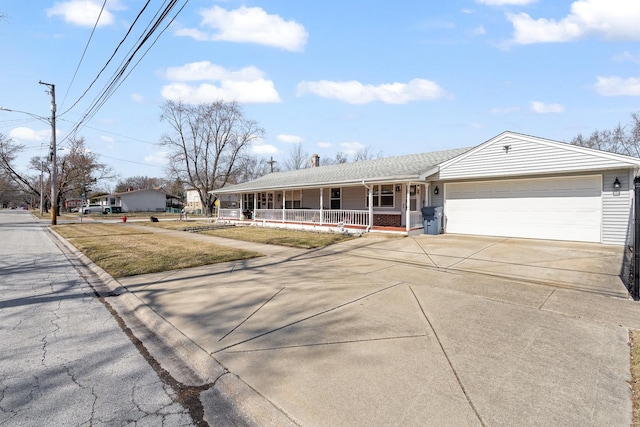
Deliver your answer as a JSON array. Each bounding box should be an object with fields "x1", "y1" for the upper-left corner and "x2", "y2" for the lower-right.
[
  {"x1": 243, "y1": 194, "x2": 254, "y2": 210},
  {"x1": 330, "y1": 188, "x2": 341, "y2": 209},
  {"x1": 366, "y1": 185, "x2": 395, "y2": 208},
  {"x1": 284, "y1": 190, "x2": 302, "y2": 209}
]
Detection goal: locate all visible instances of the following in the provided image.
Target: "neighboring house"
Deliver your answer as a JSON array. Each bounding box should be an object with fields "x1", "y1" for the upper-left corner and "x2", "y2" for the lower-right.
[
  {"x1": 212, "y1": 131, "x2": 640, "y2": 245},
  {"x1": 94, "y1": 189, "x2": 173, "y2": 213},
  {"x1": 185, "y1": 189, "x2": 204, "y2": 214},
  {"x1": 64, "y1": 198, "x2": 83, "y2": 211},
  {"x1": 186, "y1": 189, "x2": 239, "y2": 214}
]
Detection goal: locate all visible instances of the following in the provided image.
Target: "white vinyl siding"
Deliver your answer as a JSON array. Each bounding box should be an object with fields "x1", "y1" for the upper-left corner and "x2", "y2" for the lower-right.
[
  {"x1": 341, "y1": 186, "x2": 363, "y2": 210},
  {"x1": 444, "y1": 176, "x2": 602, "y2": 243},
  {"x1": 440, "y1": 135, "x2": 640, "y2": 180},
  {"x1": 602, "y1": 170, "x2": 633, "y2": 245}
]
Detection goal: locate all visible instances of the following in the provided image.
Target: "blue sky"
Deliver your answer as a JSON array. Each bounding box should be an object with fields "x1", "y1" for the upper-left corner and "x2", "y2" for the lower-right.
[{"x1": 1, "y1": 0, "x2": 639, "y2": 184}]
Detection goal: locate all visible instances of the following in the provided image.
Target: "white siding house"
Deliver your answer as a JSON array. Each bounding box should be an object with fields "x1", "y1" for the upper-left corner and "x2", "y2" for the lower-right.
[
  {"x1": 101, "y1": 189, "x2": 168, "y2": 213},
  {"x1": 212, "y1": 131, "x2": 640, "y2": 245}
]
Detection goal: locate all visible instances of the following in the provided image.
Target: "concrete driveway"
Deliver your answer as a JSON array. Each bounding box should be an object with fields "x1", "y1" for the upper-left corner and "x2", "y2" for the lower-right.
[{"x1": 108, "y1": 231, "x2": 639, "y2": 426}]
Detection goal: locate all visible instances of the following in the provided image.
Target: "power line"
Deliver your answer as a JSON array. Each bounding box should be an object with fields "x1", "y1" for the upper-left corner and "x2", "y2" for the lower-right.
[
  {"x1": 59, "y1": 0, "x2": 153, "y2": 117},
  {"x1": 59, "y1": 0, "x2": 189, "y2": 145},
  {"x1": 60, "y1": 0, "x2": 109, "y2": 109}
]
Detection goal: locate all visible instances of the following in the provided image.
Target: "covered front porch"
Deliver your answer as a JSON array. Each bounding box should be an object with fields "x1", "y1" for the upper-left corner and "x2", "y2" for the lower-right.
[{"x1": 215, "y1": 182, "x2": 435, "y2": 234}]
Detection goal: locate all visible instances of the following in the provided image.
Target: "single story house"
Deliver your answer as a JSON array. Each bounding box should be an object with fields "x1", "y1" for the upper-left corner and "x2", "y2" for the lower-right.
[
  {"x1": 186, "y1": 188, "x2": 240, "y2": 214},
  {"x1": 212, "y1": 131, "x2": 640, "y2": 245},
  {"x1": 94, "y1": 189, "x2": 178, "y2": 213}
]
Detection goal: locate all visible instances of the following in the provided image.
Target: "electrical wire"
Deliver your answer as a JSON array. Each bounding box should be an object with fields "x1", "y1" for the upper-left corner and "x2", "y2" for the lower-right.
[
  {"x1": 60, "y1": 0, "x2": 109, "y2": 109},
  {"x1": 59, "y1": 0, "x2": 189, "y2": 145},
  {"x1": 58, "y1": 0, "x2": 153, "y2": 118}
]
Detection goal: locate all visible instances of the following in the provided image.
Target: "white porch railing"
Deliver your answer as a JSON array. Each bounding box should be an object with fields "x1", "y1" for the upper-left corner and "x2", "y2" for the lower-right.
[
  {"x1": 218, "y1": 208, "x2": 425, "y2": 230},
  {"x1": 409, "y1": 211, "x2": 424, "y2": 229},
  {"x1": 218, "y1": 208, "x2": 241, "y2": 219}
]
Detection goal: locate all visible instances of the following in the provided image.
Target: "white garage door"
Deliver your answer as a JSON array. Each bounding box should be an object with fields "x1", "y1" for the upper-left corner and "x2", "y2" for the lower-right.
[{"x1": 444, "y1": 175, "x2": 602, "y2": 242}]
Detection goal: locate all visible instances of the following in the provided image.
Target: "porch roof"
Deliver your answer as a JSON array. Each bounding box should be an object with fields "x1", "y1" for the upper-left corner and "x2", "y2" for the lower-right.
[{"x1": 212, "y1": 146, "x2": 471, "y2": 194}]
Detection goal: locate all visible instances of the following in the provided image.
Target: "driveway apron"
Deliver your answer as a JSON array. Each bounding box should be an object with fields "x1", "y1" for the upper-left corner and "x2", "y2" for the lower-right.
[{"x1": 116, "y1": 231, "x2": 638, "y2": 426}]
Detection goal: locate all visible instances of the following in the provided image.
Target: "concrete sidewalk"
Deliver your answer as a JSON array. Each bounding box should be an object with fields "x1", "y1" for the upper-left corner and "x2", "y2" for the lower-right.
[{"x1": 59, "y1": 224, "x2": 640, "y2": 426}]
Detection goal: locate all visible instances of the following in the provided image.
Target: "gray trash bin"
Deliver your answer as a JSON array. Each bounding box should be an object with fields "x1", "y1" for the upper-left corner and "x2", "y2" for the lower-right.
[{"x1": 421, "y1": 206, "x2": 443, "y2": 235}]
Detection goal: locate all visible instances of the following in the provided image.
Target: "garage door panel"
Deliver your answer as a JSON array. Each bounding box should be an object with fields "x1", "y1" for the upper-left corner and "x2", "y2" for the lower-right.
[{"x1": 445, "y1": 176, "x2": 602, "y2": 242}]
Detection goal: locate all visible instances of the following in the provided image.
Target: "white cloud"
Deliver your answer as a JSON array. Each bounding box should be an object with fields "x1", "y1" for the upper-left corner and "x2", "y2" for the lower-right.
[
  {"x1": 161, "y1": 62, "x2": 280, "y2": 104},
  {"x1": 339, "y1": 142, "x2": 366, "y2": 155},
  {"x1": 130, "y1": 93, "x2": 144, "y2": 103},
  {"x1": 277, "y1": 134, "x2": 304, "y2": 143},
  {"x1": 317, "y1": 142, "x2": 333, "y2": 149},
  {"x1": 100, "y1": 135, "x2": 115, "y2": 143},
  {"x1": 507, "y1": 0, "x2": 640, "y2": 45},
  {"x1": 9, "y1": 127, "x2": 50, "y2": 142},
  {"x1": 530, "y1": 101, "x2": 565, "y2": 113},
  {"x1": 613, "y1": 51, "x2": 640, "y2": 64},
  {"x1": 296, "y1": 78, "x2": 447, "y2": 104},
  {"x1": 471, "y1": 25, "x2": 487, "y2": 36},
  {"x1": 594, "y1": 76, "x2": 640, "y2": 96},
  {"x1": 477, "y1": 0, "x2": 536, "y2": 4},
  {"x1": 176, "y1": 6, "x2": 308, "y2": 52},
  {"x1": 251, "y1": 140, "x2": 278, "y2": 155},
  {"x1": 144, "y1": 151, "x2": 170, "y2": 165},
  {"x1": 47, "y1": 0, "x2": 119, "y2": 27}
]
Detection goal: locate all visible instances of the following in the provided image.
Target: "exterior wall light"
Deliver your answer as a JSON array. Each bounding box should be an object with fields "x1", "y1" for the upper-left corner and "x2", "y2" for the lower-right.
[
  {"x1": 614, "y1": 177, "x2": 621, "y2": 190},
  {"x1": 434, "y1": 186, "x2": 439, "y2": 195},
  {"x1": 395, "y1": 185, "x2": 401, "y2": 192}
]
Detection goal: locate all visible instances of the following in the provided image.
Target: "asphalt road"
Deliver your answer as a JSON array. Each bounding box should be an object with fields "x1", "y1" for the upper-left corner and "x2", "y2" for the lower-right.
[{"x1": 0, "y1": 209, "x2": 195, "y2": 426}]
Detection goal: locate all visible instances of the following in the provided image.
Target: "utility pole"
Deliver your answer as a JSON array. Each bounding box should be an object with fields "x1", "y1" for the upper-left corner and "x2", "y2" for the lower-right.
[
  {"x1": 268, "y1": 156, "x2": 277, "y2": 173},
  {"x1": 39, "y1": 81, "x2": 57, "y2": 225},
  {"x1": 39, "y1": 159, "x2": 44, "y2": 216}
]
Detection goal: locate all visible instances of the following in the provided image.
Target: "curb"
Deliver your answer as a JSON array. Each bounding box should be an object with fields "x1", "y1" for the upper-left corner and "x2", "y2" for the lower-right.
[{"x1": 48, "y1": 228, "x2": 298, "y2": 427}]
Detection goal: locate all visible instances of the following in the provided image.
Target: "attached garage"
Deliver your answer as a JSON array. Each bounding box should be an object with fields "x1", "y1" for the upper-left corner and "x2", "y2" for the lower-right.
[
  {"x1": 444, "y1": 175, "x2": 602, "y2": 242},
  {"x1": 435, "y1": 132, "x2": 640, "y2": 245}
]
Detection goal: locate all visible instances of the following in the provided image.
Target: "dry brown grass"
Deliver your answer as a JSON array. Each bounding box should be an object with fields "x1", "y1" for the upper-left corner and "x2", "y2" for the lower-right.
[
  {"x1": 137, "y1": 221, "x2": 356, "y2": 248},
  {"x1": 200, "y1": 226, "x2": 354, "y2": 248},
  {"x1": 52, "y1": 223, "x2": 263, "y2": 277},
  {"x1": 632, "y1": 330, "x2": 640, "y2": 426}
]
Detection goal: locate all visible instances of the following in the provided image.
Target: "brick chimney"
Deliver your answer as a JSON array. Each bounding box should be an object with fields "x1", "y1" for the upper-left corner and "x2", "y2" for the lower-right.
[{"x1": 310, "y1": 154, "x2": 320, "y2": 168}]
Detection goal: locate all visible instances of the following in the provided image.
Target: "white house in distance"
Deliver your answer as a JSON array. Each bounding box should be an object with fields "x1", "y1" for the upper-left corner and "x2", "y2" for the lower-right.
[
  {"x1": 94, "y1": 188, "x2": 174, "y2": 213},
  {"x1": 212, "y1": 131, "x2": 640, "y2": 246}
]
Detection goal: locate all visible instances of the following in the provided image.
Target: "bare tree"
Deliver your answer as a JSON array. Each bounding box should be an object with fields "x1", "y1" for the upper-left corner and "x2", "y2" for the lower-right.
[
  {"x1": 284, "y1": 143, "x2": 309, "y2": 170},
  {"x1": 323, "y1": 152, "x2": 349, "y2": 165},
  {"x1": 0, "y1": 133, "x2": 42, "y2": 202},
  {"x1": 353, "y1": 146, "x2": 383, "y2": 162},
  {"x1": 570, "y1": 112, "x2": 640, "y2": 157},
  {"x1": 160, "y1": 100, "x2": 264, "y2": 215},
  {"x1": 1, "y1": 133, "x2": 114, "y2": 212},
  {"x1": 232, "y1": 156, "x2": 273, "y2": 183},
  {"x1": 49, "y1": 137, "x2": 115, "y2": 211},
  {"x1": 115, "y1": 176, "x2": 165, "y2": 193}
]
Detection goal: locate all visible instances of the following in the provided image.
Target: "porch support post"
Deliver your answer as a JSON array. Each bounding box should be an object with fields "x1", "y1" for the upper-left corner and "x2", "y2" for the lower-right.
[
  {"x1": 319, "y1": 188, "x2": 324, "y2": 225},
  {"x1": 369, "y1": 190, "x2": 373, "y2": 229},
  {"x1": 253, "y1": 193, "x2": 257, "y2": 217},
  {"x1": 282, "y1": 190, "x2": 286, "y2": 223},
  {"x1": 406, "y1": 183, "x2": 411, "y2": 233}
]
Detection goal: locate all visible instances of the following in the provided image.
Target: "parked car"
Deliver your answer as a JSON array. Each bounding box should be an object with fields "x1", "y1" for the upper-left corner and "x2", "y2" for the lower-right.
[
  {"x1": 103, "y1": 206, "x2": 122, "y2": 214},
  {"x1": 82, "y1": 204, "x2": 102, "y2": 214}
]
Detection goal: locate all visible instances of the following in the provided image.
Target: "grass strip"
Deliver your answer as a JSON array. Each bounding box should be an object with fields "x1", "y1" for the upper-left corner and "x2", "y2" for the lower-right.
[
  {"x1": 52, "y1": 223, "x2": 263, "y2": 277},
  {"x1": 138, "y1": 221, "x2": 355, "y2": 249}
]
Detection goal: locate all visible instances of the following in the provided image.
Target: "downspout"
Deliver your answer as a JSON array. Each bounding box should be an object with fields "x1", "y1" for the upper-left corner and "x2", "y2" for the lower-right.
[{"x1": 362, "y1": 181, "x2": 372, "y2": 232}]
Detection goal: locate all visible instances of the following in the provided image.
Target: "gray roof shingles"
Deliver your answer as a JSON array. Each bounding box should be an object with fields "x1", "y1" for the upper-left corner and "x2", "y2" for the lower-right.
[{"x1": 213, "y1": 146, "x2": 472, "y2": 194}]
